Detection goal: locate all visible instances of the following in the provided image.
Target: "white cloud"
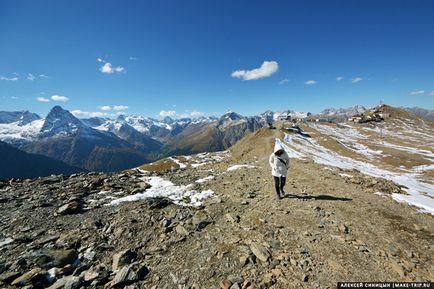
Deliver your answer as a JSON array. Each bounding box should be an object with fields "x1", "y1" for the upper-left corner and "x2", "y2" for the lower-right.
[
  {"x1": 98, "y1": 105, "x2": 112, "y2": 111},
  {"x1": 190, "y1": 111, "x2": 205, "y2": 117},
  {"x1": 351, "y1": 77, "x2": 363, "y2": 83},
  {"x1": 279, "y1": 78, "x2": 289, "y2": 85},
  {"x1": 97, "y1": 57, "x2": 103, "y2": 63},
  {"x1": 159, "y1": 110, "x2": 176, "y2": 117},
  {"x1": 113, "y1": 105, "x2": 128, "y2": 111},
  {"x1": 51, "y1": 95, "x2": 69, "y2": 102},
  {"x1": 36, "y1": 97, "x2": 50, "y2": 102},
  {"x1": 410, "y1": 90, "x2": 425, "y2": 95},
  {"x1": 129, "y1": 56, "x2": 137, "y2": 61},
  {"x1": 305, "y1": 80, "x2": 317, "y2": 85},
  {"x1": 71, "y1": 110, "x2": 109, "y2": 118},
  {"x1": 39, "y1": 74, "x2": 49, "y2": 78},
  {"x1": 27, "y1": 73, "x2": 35, "y2": 81},
  {"x1": 231, "y1": 61, "x2": 278, "y2": 80},
  {"x1": 336, "y1": 76, "x2": 343, "y2": 81},
  {"x1": 0, "y1": 76, "x2": 18, "y2": 81},
  {"x1": 100, "y1": 62, "x2": 125, "y2": 74}
]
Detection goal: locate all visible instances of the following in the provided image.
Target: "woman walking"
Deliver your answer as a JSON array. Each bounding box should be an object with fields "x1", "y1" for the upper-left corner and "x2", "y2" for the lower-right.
[{"x1": 269, "y1": 141, "x2": 290, "y2": 200}]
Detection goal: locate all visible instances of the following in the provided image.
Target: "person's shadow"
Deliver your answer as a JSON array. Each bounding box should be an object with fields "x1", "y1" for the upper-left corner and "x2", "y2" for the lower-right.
[{"x1": 283, "y1": 193, "x2": 352, "y2": 201}]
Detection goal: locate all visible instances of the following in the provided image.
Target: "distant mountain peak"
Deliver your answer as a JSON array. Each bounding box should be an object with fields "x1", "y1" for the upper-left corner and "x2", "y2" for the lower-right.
[
  {"x1": 40, "y1": 106, "x2": 85, "y2": 138},
  {"x1": 0, "y1": 110, "x2": 41, "y2": 126},
  {"x1": 221, "y1": 111, "x2": 243, "y2": 121},
  {"x1": 163, "y1": 116, "x2": 174, "y2": 124}
]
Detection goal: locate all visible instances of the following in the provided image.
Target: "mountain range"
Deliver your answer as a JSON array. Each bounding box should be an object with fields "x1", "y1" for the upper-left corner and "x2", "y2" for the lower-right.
[
  {"x1": 0, "y1": 106, "x2": 306, "y2": 178},
  {"x1": 1, "y1": 105, "x2": 432, "y2": 179}
]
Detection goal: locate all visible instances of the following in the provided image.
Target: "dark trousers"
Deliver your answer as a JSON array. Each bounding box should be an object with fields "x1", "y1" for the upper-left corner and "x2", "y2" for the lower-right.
[{"x1": 273, "y1": 176, "x2": 286, "y2": 195}]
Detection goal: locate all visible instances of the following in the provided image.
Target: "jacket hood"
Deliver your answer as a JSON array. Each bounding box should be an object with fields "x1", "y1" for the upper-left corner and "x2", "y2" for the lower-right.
[{"x1": 274, "y1": 139, "x2": 285, "y2": 153}]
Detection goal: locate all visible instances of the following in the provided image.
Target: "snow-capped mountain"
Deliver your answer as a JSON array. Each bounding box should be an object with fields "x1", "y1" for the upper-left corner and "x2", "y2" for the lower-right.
[
  {"x1": 317, "y1": 105, "x2": 367, "y2": 117},
  {"x1": 0, "y1": 110, "x2": 41, "y2": 125},
  {"x1": 0, "y1": 111, "x2": 44, "y2": 146},
  {"x1": 257, "y1": 110, "x2": 311, "y2": 123},
  {"x1": 84, "y1": 114, "x2": 218, "y2": 141},
  {"x1": 39, "y1": 105, "x2": 88, "y2": 138}
]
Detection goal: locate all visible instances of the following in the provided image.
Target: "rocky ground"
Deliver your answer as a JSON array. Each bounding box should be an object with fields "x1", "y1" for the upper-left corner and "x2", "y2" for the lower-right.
[{"x1": 0, "y1": 128, "x2": 433, "y2": 289}]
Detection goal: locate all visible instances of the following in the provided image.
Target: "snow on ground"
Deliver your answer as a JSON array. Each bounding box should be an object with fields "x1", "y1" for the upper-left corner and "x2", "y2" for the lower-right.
[
  {"x1": 280, "y1": 133, "x2": 434, "y2": 215},
  {"x1": 190, "y1": 151, "x2": 230, "y2": 168},
  {"x1": 196, "y1": 175, "x2": 215, "y2": 183},
  {"x1": 108, "y1": 175, "x2": 214, "y2": 207},
  {"x1": 169, "y1": 157, "x2": 187, "y2": 169},
  {"x1": 311, "y1": 123, "x2": 383, "y2": 159},
  {"x1": 227, "y1": 164, "x2": 257, "y2": 171},
  {"x1": 310, "y1": 123, "x2": 434, "y2": 167},
  {"x1": 412, "y1": 164, "x2": 434, "y2": 172},
  {"x1": 339, "y1": 173, "x2": 353, "y2": 178},
  {"x1": 191, "y1": 163, "x2": 207, "y2": 168}
]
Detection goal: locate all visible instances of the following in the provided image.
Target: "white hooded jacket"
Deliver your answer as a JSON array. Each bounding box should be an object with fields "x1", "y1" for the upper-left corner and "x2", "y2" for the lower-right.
[{"x1": 269, "y1": 140, "x2": 290, "y2": 177}]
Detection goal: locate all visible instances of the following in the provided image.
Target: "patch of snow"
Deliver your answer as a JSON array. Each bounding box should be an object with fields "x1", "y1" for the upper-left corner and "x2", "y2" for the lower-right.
[
  {"x1": 339, "y1": 173, "x2": 353, "y2": 178},
  {"x1": 412, "y1": 164, "x2": 434, "y2": 172},
  {"x1": 97, "y1": 190, "x2": 110, "y2": 195},
  {"x1": 191, "y1": 163, "x2": 207, "y2": 168},
  {"x1": 109, "y1": 176, "x2": 214, "y2": 207},
  {"x1": 227, "y1": 164, "x2": 257, "y2": 171},
  {"x1": 169, "y1": 157, "x2": 187, "y2": 169},
  {"x1": 196, "y1": 176, "x2": 215, "y2": 184},
  {"x1": 281, "y1": 133, "x2": 434, "y2": 216}
]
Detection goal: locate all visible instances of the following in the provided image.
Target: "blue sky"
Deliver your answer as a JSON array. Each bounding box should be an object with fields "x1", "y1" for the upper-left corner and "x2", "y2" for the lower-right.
[{"x1": 1, "y1": 0, "x2": 433, "y2": 118}]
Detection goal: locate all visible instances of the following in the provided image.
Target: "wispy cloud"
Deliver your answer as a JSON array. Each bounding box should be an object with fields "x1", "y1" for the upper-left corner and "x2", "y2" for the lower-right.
[
  {"x1": 410, "y1": 90, "x2": 425, "y2": 95},
  {"x1": 159, "y1": 110, "x2": 176, "y2": 117},
  {"x1": 279, "y1": 78, "x2": 289, "y2": 85},
  {"x1": 36, "y1": 97, "x2": 50, "y2": 102},
  {"x1": 429, "y1": 91, "x2": 434, "y2": 96},
  {"x1": 336, "y1": 76, "x2": 343, "y2": 81},
  {"x1": 71, "y1": 110, "x2": 109, "y2": 118},
  {"x1": 351, "y1": 77, "x2": 363, "y2": 83},
  {"x1": 0, "y1": 76, "x2": 18, "y2": 81},
  {"x1": 51, "y1": 95, "x2": 69, "y2": 102},
  {"x1": 129, "y1": 56, "x2": 137, "y2": 61},
  {"x1": 179, "y1": 110, "x2": 205, "y2": 118},
  {"x1": 231, "y1": 61, "x2": 279, "y2": 81},
  {"x1": 98, "y1": 105, "x2": 112, "y2": 111},
  {"x1": 39, "y1": 74, "x2": 49, "y2": 79},
  {"x1": 27, "y1": 73, "x2": 36, "y2": 81},
  {"x1": 305, "y1": 80, "x2": 317, "y2": 85},
  {"x1": 97, "y1": 105, "x2": 129, "y2": 111},
  {"x1": 113, "y1": 105, "x2": 128, "y2": 111},
  {"x1": 100, "y1": 62, "x2": 125, "y2": 74}
]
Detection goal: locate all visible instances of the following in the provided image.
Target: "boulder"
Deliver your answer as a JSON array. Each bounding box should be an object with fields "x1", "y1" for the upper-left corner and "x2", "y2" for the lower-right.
[
  {"x1": 250, "y1": 243, "x2": 270, "y2": 262},
  {"x1": 112, "y1": 249, "x2": 138, "y2": 270},
  {"x1": 110, "y1": 262, "x2": 149, "y2": 287},
  {"x1": 57, "y1": 201, "x2": 82, "y2": 215},
  {"x1": 11, "y1": 267, "x2": 47, "y2": 287}
]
